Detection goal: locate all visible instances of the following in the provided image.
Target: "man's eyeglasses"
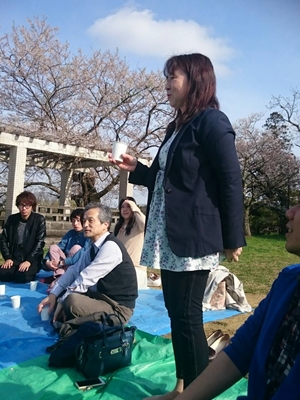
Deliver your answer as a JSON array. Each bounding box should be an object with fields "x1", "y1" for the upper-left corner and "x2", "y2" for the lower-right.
[{"x1": 18, "y1": 204, "x2": 32, "y2": 209}]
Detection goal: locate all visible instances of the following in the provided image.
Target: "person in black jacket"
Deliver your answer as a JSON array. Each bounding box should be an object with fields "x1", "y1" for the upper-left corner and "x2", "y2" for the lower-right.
[
  {"x1": 110, "y1": 53, "x2": 246, "y2": 399},
  {"x1": 0, "y1": 191, "x2": 46, "y2": 283}
]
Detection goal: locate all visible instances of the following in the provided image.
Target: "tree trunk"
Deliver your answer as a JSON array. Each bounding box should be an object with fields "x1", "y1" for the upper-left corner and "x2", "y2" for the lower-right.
[{"x1": 244, "y1": 206, "x2": 252, "y2": 237}]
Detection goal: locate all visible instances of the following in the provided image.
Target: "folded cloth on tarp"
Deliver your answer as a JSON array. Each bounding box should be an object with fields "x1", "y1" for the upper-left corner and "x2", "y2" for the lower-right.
[{"x1": 203, "y1": 265, "x2": 252, "y2": 312}]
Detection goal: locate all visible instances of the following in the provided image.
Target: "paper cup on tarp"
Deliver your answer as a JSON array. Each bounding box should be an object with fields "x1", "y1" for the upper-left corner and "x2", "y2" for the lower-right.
[
  {"x1": 0, "y1": 285, "x2": 5, "y2": 295},
  {"x1": 30, "y1": 281, "x2": 38, "y2": 291},
  {"x1": 11, "y1": 295, "x2": 21, "y2": 309},
  {"x1": 112, "y1": 141, "x2": 128, "y2": 162},
  {"x1": 41, "y1": 306, "x2": 50, "y2": 321}
]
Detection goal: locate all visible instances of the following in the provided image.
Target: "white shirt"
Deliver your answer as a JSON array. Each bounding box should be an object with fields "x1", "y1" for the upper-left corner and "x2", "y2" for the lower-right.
[{"x1": 51, "y1": 232, "x2": 122, "y2": 302}]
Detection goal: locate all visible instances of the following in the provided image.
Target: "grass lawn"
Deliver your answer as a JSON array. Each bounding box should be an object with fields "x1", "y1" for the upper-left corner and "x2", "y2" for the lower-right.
[{"x1": 223, "y1": 234, "x2": 299, "y2": 295}]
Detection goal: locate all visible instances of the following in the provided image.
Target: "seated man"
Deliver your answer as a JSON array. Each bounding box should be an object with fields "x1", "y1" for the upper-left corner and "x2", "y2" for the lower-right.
[
  {"x1": 38, "y1": 203, "x2": 138, "y2": 327},
  {"x1": 42, "y1": 208, "x2": 88, "y2": 282},
  {"x1": 172, "y1": 200, "x2": 300, "y2": 400},
  {"x1": 0, "y1": 191, "x2": 46, "y2": 283}
]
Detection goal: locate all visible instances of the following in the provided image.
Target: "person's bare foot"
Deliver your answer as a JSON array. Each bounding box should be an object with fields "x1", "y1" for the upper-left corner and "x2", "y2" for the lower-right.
[{"x1": 143, "y1": 390, "x2": 182, "y2": 400}]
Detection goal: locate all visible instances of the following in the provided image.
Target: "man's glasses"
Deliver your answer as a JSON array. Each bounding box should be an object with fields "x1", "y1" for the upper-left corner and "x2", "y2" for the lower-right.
[{"x1": 18, "y1": 204, "x2": 32, "y2": 209}]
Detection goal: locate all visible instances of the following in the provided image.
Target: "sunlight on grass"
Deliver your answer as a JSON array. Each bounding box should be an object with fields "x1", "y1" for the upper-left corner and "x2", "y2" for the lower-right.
[{"x1": 224, "y1": 235, "x2": 299, "y2": 295}]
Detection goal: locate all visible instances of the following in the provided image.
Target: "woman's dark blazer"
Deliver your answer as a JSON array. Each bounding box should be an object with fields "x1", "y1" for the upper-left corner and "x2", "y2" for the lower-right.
[
  {"x1": 0, "y1": 212, "x2": 46, "y2": 266},
  {"x1": 129, "y1": 108, "x2": 246, "y2": 258}
]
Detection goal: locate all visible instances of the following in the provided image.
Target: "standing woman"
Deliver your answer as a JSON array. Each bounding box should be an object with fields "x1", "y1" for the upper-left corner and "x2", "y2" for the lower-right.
[
  {"x1": 114, "y1": 197, "x2": 148, "y2": 289},
  {"x1": 110, "y1": 53, "x2": 246, "y2": 399},
  {"x1": 0, "y1": 191, "x2": 46, "y2": 283}
]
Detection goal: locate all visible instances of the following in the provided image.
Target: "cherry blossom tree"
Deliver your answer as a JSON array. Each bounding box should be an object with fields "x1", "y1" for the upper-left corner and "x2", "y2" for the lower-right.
[{"x1": 0, "y1": 17, "x2": 173, "y2": 205}]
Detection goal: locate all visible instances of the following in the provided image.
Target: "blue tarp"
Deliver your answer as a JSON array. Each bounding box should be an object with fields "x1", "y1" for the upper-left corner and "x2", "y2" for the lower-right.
[
  {"x1": 0, "y1": 281, "x2": 249, "y2": 399},
  {"x1": 0, "y1": 281, "x2": 242, "y2": 368}
]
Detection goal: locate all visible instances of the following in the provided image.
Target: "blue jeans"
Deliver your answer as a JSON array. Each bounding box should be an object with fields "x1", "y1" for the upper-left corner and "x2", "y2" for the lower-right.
[{"x1": 161, "y1": 269, "x2": 209, "y2": 388}]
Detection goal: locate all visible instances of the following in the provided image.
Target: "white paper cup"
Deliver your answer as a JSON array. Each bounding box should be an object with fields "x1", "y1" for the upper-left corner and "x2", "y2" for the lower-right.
[
  {"x1": 30, "y1": 281, "x2": 38, "y2": 291},
  {"x1": 41, "y1": 306, "x2": 50, "y2": 321},
  {"x1": 0, "y1": 285, "x2": 5, "y2": 295},
  {"x1": 11, "y1": 295, "x2": 21, "y2": 309},
  {"x1": 112, "y1": 141, "x2": 128, "y2": 162}
]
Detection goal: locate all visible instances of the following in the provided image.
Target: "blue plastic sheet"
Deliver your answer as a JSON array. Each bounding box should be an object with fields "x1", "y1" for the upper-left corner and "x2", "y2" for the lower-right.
[{"x1": 0, "y1": 282, "x2": 241, "y2": 368}]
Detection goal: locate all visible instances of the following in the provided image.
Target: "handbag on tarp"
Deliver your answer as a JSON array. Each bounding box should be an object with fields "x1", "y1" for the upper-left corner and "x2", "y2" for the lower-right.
[{"x1": 76, "y1": 313, "x2": 136, "y2": 378}]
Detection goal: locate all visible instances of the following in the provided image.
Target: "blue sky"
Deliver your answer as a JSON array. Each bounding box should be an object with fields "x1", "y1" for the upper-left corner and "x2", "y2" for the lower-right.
[{"x1": 0, "y1": 0, "x2": 299, "y2": 125}]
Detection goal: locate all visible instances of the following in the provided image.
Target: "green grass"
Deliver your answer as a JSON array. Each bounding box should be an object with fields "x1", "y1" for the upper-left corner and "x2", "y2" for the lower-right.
[{"x1": 224, "y1": 235, "x2": 299, "y2": 295}]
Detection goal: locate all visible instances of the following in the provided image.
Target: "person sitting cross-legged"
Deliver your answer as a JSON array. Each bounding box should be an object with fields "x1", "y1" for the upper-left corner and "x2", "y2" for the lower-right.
[
  {"x1": 42, "y1": 208, "x2": 88, "y2": 283},
  {"x1": 37, "y1": 203, "x2": 138, "y2": 327},
  {"x1": 0, "y1": 191, "x2": 46, "y2": 283},
  {"x1": 173, "y1": 200, "x2": 300, "y2": 400}
]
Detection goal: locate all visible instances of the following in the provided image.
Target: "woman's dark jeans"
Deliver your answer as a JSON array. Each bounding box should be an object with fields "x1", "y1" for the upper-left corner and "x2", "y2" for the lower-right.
[{"x1": 161, "y1": 268, "x2": 209, "y2": 388}]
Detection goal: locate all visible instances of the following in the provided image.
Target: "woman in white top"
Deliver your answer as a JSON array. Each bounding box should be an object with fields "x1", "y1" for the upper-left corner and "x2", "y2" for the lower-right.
[{"x1": 114, "y1": 197, "x2": 148, "y2": 289}]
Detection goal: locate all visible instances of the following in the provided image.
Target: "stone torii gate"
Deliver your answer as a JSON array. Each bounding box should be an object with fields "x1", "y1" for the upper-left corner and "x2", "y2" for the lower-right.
[{"x1": 0, "y1": 131, "x2": 150, "y2": 219}]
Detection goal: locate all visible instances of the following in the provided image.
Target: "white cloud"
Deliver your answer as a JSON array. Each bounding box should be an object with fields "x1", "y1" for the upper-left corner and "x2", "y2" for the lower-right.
[{"x1": 87, "y1": 7, "x2": 236, "y2": 76}]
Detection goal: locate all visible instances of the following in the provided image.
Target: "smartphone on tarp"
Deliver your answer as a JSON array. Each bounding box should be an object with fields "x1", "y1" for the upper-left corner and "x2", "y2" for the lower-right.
[{"x1": 75, "y1": 377, "x2": 106, "y2": 390}]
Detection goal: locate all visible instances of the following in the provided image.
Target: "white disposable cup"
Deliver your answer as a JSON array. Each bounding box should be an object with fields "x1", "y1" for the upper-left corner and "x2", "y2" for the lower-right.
[
  {"x1": 11, "y1": 295, "x2": 21, "y2": 309},
  {"x1": 30, "y1": 281, "x2": 38, "y2": 291},
  {"x1": 41, "y1": 306, "x2": 50, "y2": 321},
  {"x1": 0, "y1": 285, "x2": 5, "y2": 295},
  {"x1": 112, "y1": 141, "x2": 128, "y2": 162}
]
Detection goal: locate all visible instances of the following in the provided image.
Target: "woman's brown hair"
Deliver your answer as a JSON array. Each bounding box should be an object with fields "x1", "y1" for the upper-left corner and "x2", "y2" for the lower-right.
[
  {"x1": 164, "y1": 53, "x2": 220, "y2": 132},
  {"x1": 114, "y1": 197, "x2": 137, "y2": 237}
]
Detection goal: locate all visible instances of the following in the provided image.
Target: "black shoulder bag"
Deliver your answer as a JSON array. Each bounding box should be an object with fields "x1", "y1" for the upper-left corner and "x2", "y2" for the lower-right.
[{"x1": 76, "y1": 314, "x2": 136, "y2": 378}]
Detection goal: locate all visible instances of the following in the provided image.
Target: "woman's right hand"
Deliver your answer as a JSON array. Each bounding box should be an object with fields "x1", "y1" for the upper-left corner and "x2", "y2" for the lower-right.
[
  {"x1": 224, "y1": 248, "x2": 243, "y2": 263},
  {"x1": 109, "y1": 153, "x2": 137, "y2": 172},
  {"x1": 45, "y1": 259, "x2": 58, "y2": 271}
]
